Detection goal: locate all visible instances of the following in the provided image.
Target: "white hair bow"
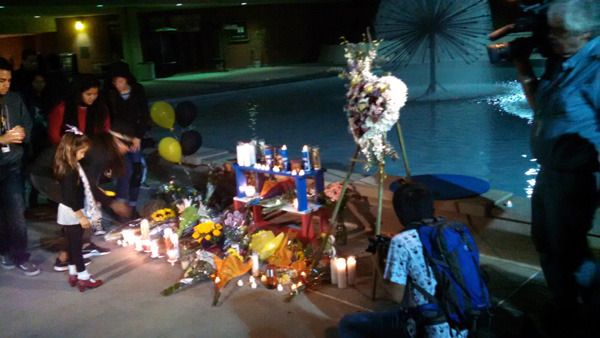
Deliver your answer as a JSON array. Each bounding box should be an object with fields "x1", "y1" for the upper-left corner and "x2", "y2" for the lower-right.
[{"x1": 65, "y1": 124, "x2": 84, "y2": 136}]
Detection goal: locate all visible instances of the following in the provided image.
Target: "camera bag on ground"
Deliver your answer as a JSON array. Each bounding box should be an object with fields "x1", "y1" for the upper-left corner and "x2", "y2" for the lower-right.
[{"x1": 409, "y1": 218, "x2": 491, "y2": 335}]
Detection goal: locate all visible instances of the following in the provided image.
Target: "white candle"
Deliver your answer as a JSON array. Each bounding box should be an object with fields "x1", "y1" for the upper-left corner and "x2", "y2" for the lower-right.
[
  {"x1": 251, "y1": 252, "x2": 260, "y2": 277},
  {"x1": 180, "y1": 259, "x2": 190, "y2": 270},
  {"x1": 143, "y1": 239, "x2": 152, "y2": 253},
  {"x1": 347, "y1": 256, "x2": 357, "y2": 286},
  {"x1": 245, "y1": 185, "x2": 256, "y2": 197},
  {"x1": 291, "y1": 283, "x2": 297, "y2": 291},
  {"x1": 298, "y1": 170, "x2": 305, "y2": 176},
  {"x1": 167, "y1": 249, "x2": 178, "y2": 265},
  {"x1": 237, "y1": 279, "x2": 244, "y2": 287},
  {"x1": 251, "y1": 282, "x2": 258, "y2": 289},
  {"x1": 134, "y1": 236, "x2": 143, "y2": 252},
  {"x1": 330, "y1": 256, "x2": 338, "y2": 285},
  {"x1": 336, "y1": 257, "x2": 347, "y2": 289},
  {"x1": 168, "y1": 233, "x2": 179, "y2": 262},
  {"x1": 249, "y1": 276, "x2": 256, "y2": 284},
  {"x1": 150, "y1": 240, "x2": 160, "y2": 258},
  {"x1": 140, "y1": 219, "x2": 150, "y2": 240},
  {"x1": 277, "y1": 284, "x2": 283, "y2": 292},
  {"x1": 214, "y1": 276, "x2": 221, "y2": 284}
]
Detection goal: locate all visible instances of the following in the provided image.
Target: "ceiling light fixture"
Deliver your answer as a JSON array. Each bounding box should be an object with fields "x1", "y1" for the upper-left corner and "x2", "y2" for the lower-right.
[
  {"x1": 96, "y1": 4, "x2": 104, "y2": 8},
  {"x1": 34, "y1": 15, "x2": 41, "y2": 19},
  {"x1": 241, "y1": 2, "x2": 247, "y2": 5},
  {"x1": 176, "y1": 3, "x2": 183, "y2": 6},
  {"x1": 75, "y1": 20, "x2": 85, "y2": 31}
]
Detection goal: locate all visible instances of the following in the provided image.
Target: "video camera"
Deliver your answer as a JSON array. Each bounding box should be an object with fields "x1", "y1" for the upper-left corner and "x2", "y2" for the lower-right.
[{"x1": 487, "y1": 0, "x2": 552, "y2": 64}]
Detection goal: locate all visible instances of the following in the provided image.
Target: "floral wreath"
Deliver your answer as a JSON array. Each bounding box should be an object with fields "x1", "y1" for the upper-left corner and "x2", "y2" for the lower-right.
[{"x1": 341, "y1": 38, "x2": 408, "y2": 170}]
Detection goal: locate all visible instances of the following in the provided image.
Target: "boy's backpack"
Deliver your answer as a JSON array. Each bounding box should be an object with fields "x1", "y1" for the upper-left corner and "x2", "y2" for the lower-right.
[{"x1": 410, "y1": 218, "x2": 491, "y2": 332}]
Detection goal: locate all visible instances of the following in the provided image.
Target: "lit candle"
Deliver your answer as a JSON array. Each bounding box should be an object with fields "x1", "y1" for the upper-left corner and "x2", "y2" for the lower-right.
[
  {"x1": 143, "y1": 239, "x2": 152, "y2": 253},
  {"x1": 251, "y1": 252, "x2": 260, "y2": 277},
  {"x1": 180, "y1": 259, "x2": 190, "y2": 270},
  {"x1": 249, "y1": 276, "x2": 256, "y2": 284},
  {"x1": 245, "y1": 185, "x2": 256, "y2": 197},
  {"x1": 140, "y1": 219, "x2": 150, "y2": 240},
  {"x1": 291, "y1": 170, "x2": 298, "y2": 176},
  {"x1": 251, "y1": 282, "x2": 258, "y2": 289},
  {"x1": 280, "y1": 145, "x2": 289, "y2": 171},
  {"x1": 214, "y1": 276, "x2": 221, "y2": 284},
  {"x1": 291, "y1": 283, "x2": 297, "y2": 291},
  {"x1": 277, "y1": 284, "x2": 283, "y2": 292},
  {"x1": 150, "y1": 239, "x2": 160, "y2": 258},
  {"x1": 330, "y1": 256, "x2": 338, "y2": 285},
  {"x1": 298, "y1": 169, "x2": 305, "y2": 176},
  {"x1": 336, "y1": 257, "x2": 347, "y2": 289},
  {"x1": 302, "y1": 145, "x2": 311, "y2": 171},
  {"x1": 167, "y1": 249, "x2": 178, "y2": 265},
  {"x1": 134, "y1": 236, "x2": 143, "y2": 252},
  {"x1": 167, "y1": 233, "x2": 179, "y2": 264},
  {"x1": 260, "y1": 275, "x2": 267, "y2": 284},
  {"x1": 237, "y1": 279, "x2": 244, "y2": 287},
  {"x1": 347, "y1": 256, "x2": 357, "y2": 286}
]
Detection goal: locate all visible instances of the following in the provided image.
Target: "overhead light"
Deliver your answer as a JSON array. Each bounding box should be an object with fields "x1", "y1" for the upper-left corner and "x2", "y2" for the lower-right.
[
  {"x1": 176, "y1": 3, "x2": 183, "y2": 6},
  {"x1": 241, "y1": 2, "x2": 247, "y2": 5},
  {"x1": 75, "y1": 20, "x2": 85, "y2": 31},
  {"x1": 34, "y1": 15, "x2": 41, "y2": 19},
  {"x1": 0, "y1": 5, "x2": 5, "y2": 9},
  {"x1": 96, "y1": 4, "x2": 104, "y2": 8}
]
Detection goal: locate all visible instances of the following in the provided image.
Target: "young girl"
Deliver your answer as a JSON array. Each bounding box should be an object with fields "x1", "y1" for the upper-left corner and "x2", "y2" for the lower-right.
[{"x1": 53, "y1": 125, "x2": 103, "y2": 291}]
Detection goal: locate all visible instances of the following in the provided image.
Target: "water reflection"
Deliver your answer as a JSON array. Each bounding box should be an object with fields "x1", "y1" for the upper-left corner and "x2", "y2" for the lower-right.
[{"x1": 485, "y1": 80, "x2": 533, "y2": 123}]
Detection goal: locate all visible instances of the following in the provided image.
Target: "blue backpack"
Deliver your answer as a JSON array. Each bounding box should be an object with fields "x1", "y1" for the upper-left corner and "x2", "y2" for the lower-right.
[{"x1": 410, "y1": 218, "x2": 491, "y2": 332}]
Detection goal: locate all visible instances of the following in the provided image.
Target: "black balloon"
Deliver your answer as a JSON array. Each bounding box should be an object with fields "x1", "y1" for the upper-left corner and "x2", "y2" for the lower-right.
[
  {"x1": 180, "y1": 130, "x2": 203, "y2": 156},
  {"x1": 175, "y1": 101, "x2": 198, "y2": 128}
]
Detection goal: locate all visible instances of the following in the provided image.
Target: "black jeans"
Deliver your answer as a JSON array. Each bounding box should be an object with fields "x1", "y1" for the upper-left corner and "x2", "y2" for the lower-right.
[
  {"x1": 64, "y1": 224, "x2": 85, "y2": 272},
  {"x1": 0, "y1": 163, "x2": 30, "y2": 264},
  {"x1": 531, "y1": 168, "x2": 598, "y2": 310}
]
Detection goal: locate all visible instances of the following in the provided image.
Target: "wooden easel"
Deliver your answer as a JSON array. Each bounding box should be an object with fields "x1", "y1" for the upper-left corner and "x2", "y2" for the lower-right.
[{"x1": 309, "y1": 120, "x2": 411, "y2": 297}]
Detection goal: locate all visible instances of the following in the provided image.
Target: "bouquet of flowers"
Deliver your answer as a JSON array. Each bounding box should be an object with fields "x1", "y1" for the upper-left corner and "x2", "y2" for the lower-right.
[
  {"x1": 341, "y1": 38, "x2": 408, "y2": 169},
  {"x1": 192, "y1": 220, "x2": 224, "y2": 248}
]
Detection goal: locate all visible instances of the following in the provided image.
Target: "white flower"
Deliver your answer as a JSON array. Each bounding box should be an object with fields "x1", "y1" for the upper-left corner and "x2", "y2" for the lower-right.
[{"x1": 341, "y1": 40, "x2": 408, "y2": 170}]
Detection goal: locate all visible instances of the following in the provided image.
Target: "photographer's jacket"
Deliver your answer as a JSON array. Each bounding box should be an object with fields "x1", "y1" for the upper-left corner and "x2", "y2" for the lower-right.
[
  {"x1": 532, "y1": 36, "x2": 600, "y2": 172},
  {"x1": 0, "y1": 92, "x2": 32, "y2": 166}
]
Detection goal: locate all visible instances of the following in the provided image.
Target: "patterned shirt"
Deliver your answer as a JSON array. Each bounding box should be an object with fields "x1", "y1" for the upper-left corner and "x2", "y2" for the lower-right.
[{"x1": 384, "y1": 229, "x2": 468, "y2": 338}]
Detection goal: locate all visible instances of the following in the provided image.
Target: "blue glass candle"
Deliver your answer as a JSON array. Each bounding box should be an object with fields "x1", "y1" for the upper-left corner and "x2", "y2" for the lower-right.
[
  {"x1": 280, "y1": 145, "x2": 289, "y2": 171},
  {"x1": 302, "y1": 145, "x2": 311, "y2": 171},
  {"x1": 264, "y1": 146, "x2": 273, "y2": 168}
]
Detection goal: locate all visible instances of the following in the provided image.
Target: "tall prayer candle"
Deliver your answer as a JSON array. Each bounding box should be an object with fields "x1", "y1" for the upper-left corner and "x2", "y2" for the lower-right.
[
  {"x1": 301, "y1": 145, "x2": 311, "y2": 171},
  {"x1": 330, "y1": 256, "x2": 338, "y2": 285},
  {"x1": 251, "y1": 252, "x2": 260, "y2": 277},
  {"x1": 347, "y1": 256, "x2": 357, "y2": 286},
  {"x1": 140, "y1": 219, "x2": 150, "y2": 240},
  {"x1": 150, "y1": 239, "x2": 160, "y2": 258},
  {"x1": 280, "y1": 145, "x2": 289, "y2": 171},
  {"x1": 336, "y1": 257, "x2": 347, "y2": 289}
]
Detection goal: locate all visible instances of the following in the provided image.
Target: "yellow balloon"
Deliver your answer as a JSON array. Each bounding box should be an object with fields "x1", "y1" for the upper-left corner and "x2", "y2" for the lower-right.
[
  {"x1": 158, "y1": 137, "x2": 182, "y2": 163},
  {"x1": 150, "y1": 101, "x2": 175, "y2": 129}
]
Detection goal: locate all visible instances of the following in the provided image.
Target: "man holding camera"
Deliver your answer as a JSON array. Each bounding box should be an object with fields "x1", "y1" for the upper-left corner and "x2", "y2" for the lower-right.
[{"x1": 512, "y1": 0, "x2": 599, "y2": 333}]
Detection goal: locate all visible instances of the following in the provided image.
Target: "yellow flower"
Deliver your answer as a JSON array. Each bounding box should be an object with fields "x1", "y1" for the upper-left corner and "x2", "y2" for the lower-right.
[
  {"x1": 204, "y1": 234, "x2": 212, "y2": 241},
  {"x1": 163, "y1": 208, "x2": 175, "y2": 218},
  {"x1": 212, "y1": 229, "x2": 221, "y2": 237},
  {"x1": 192, "y1": 232, "x2": 200, "y2": 239},
  {"x1": 195, "y1": 221, "x2": 214, "y2": 234},
  {"x1": 216, "y1": 223, "x2": 223, "y2": 230}
]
